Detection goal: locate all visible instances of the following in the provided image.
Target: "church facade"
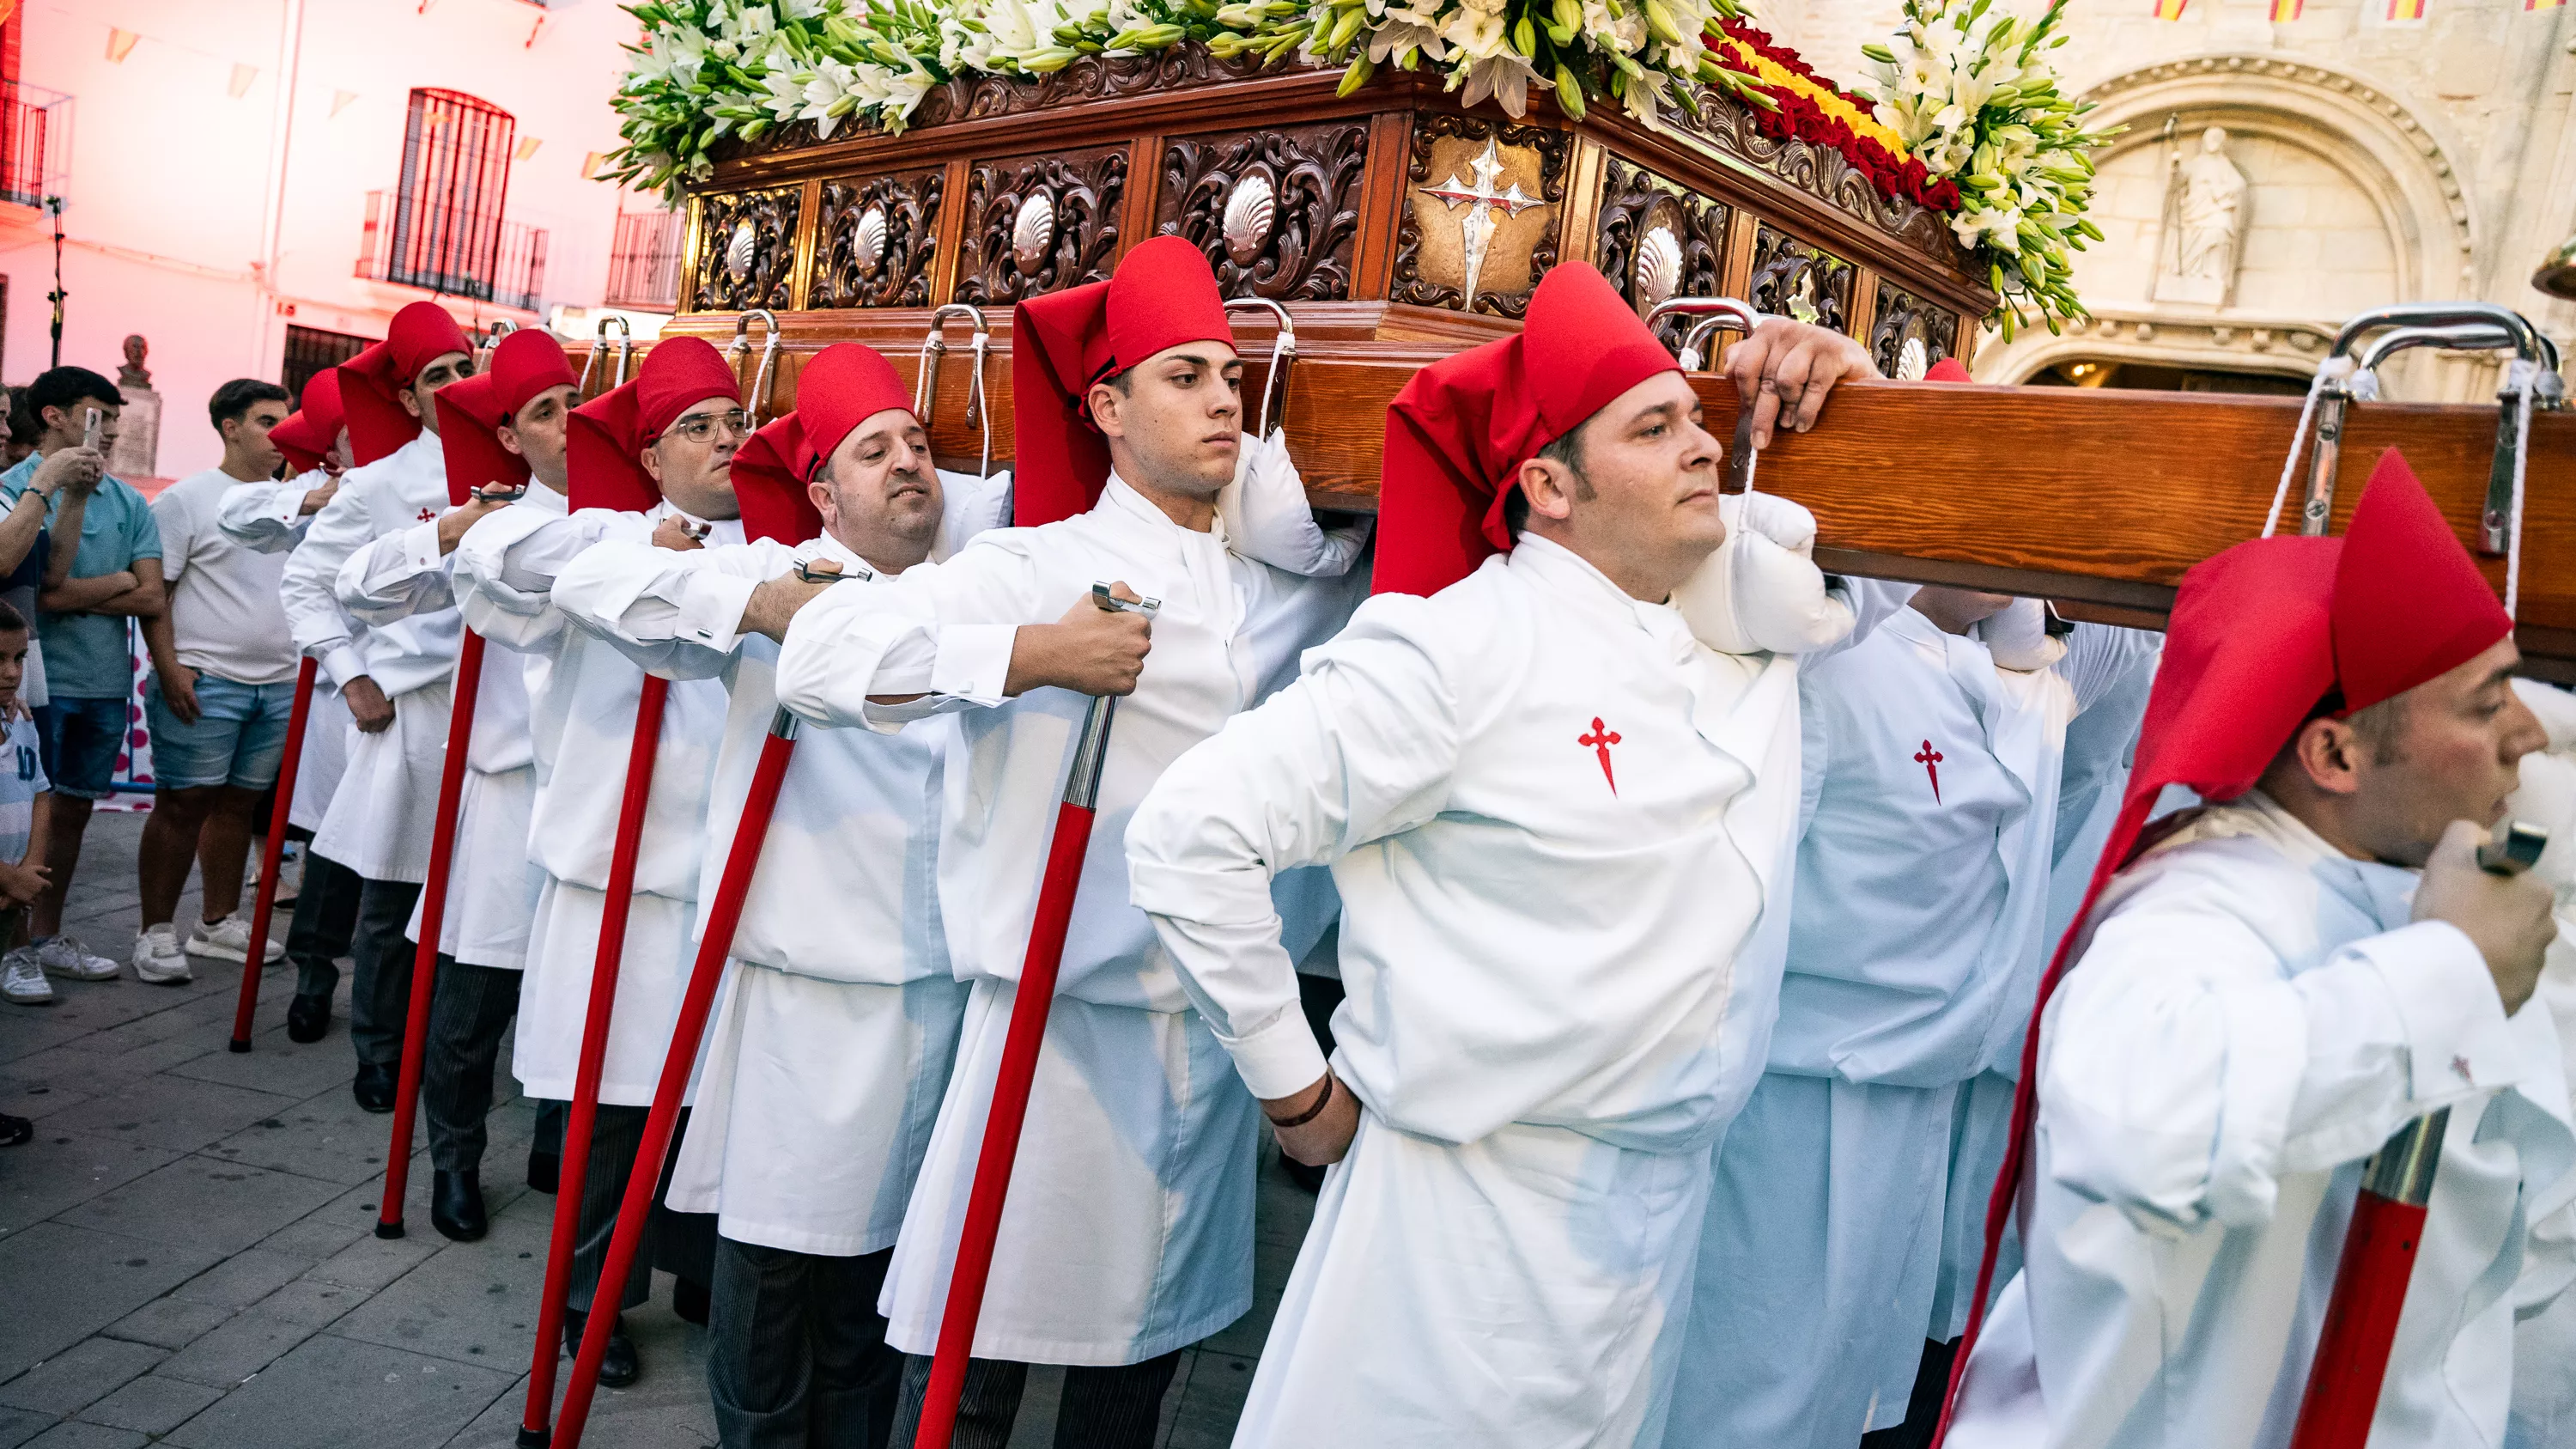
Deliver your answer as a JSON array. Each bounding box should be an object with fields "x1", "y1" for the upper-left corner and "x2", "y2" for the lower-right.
[{"x1": 1759, "y1": 0, "x2": 2576, "y2": 401}]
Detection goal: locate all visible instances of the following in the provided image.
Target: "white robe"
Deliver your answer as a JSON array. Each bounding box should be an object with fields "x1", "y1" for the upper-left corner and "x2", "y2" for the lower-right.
[
  {"x1": 217, "y1": 478, "x2": 353, "y2": 833},
  {"x1": 1947, "y1": 793, "x2": 2576, "y2": 1449},
  {"x1": 546, "y1": 471, "x2": 1009, "y2": 1256},
  {"x1": 331, "y1": 484, "x2": 567, "y2": 970},
  {"x1": 283, "y1": 435, "x2": 462, "y2": 883},
  {"x1": 1125, "y1": 534, "x2": 1912, "y2": 1447},
  {"x1": 470, "y1": 502, "x2": 739, "y2": 1105},
  {"x1": 773, "y1": 475, "x2": 1364, "y2": 1365},
  {"x1": 1668, "y1": 613, "x2": 2158, "y2": 1447},
  {"x1": 2498, "y1": 680, "x2": 2576, "y2": 1446}
]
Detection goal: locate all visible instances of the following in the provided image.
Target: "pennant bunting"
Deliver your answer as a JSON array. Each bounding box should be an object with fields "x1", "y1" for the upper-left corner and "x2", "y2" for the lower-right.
[
  {"x1": 227, "y1": 63, "x2": 258, "y2": 98},
  {"x1": 330, "y1": 89, "x2": 360, "y2": 118},
  {"x1": 2531, "y1": 0, "x2": 2566, "y2": 11},
  {"x1": 2271, "y1": 0, "x2": 2302, "y2": 17},
  {"x1": 106, "y1": 27, "x2": 140, "y2": 62},
  {"x1": 2387, "y1": 0, "x2": 2427, "y2": 16},
  {"x1": 2152, "y1": 0, "x2": 2188, "y2": 17},
  {"x1": 513, "y1": 136, "x2": 544, "y2": 161}
]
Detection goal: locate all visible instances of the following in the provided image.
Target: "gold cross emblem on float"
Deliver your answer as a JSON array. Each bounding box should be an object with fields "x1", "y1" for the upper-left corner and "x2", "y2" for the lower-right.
[{"x1": 1418, "y1": 138, "x2": 1543, "y2": 311}]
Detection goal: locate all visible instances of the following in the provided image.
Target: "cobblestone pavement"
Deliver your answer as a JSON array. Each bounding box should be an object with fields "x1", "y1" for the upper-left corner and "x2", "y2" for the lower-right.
[{"x1": 0, "y1": 813, "x2": 1312, "y2": 1449}]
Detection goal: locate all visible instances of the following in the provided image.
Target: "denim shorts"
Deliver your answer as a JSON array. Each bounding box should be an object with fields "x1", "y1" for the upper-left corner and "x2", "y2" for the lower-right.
[
  {"x1": 145, "y1": 674, "x2": 295, "y2": 791},
  {"x1": 35, "y1": 695, "x2": 131, "y2": 801}
]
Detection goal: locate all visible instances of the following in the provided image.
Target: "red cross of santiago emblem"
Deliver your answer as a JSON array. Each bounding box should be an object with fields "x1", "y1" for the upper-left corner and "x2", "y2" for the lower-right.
[
  {"x1": 1915, "y1": 740, "x2": 1944, "y2": 804},
  {"x1": 416, "y1": 508, "x2": 437, "y2": 522},
  {"x1": 1579, "y1": 717, "x2": 1621, "y2": 795}
]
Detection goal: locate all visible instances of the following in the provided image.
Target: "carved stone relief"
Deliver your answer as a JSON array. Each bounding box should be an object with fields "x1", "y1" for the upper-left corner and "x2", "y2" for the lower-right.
[
  {"x1": 1594, "y1": 157, "x2": 1729, "y2": 351},
  {"x1": 1392, "y1": 114, "x2": 1569, "y2": 319},
  {"x1": 1157, "y1": 123, "x2": 1369, "y2": 301},
  {"x1": 955, "y1": 147, "x2": 1127, "y2": 306},
  {"x1": 1747, "y1": 223, "x2": 1854, "y2": 334},
  {"x1": 813, "y1": 170, "x2": 943, "y2": 308},
  {"x1": 1868, "y1": 282, "x2": 1959, "y2": 380},
  {"x1": 690, "y1": 186, "x2": 800, "y2": 314}
]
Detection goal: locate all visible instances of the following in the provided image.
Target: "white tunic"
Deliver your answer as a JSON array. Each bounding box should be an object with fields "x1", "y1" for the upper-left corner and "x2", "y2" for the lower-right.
[
  {"x1": 2498, "y1": 680, "x2": 2576, "y2": 1447},
  {"x1": 773, "y1": 475, "x2": 1364, "y2": 1365},
  {"x1": 283, "y1": 435, "x2": 462, "y2": 883},
  {"x1": 218, "y1": 478, "x2": 353, "y2": 832},
  {"x1": 471, "y1": 502, "x2": 740, "y2": 1105},
  {"x1": 546, "y1": 471, "x2": 1008, "y2": 1255},
  {"x1": 1126, "y1": 535, "x2": 1910, "y2": 1447},
  {"x1": 1947, "y1": 794, "x2": 2576, "y2": 1449},
  {"x1": 331, "y1": 484, "x2": 568, "y2": 970},
  {"x1": 1668, "y1": 613, "x2": 2157, "y2": 1448}
]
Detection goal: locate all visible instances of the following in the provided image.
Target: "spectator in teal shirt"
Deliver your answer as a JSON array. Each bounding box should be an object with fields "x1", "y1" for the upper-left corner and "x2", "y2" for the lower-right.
[{"x1": 0, "y1": 366, "x2": 167, "y2": 984}]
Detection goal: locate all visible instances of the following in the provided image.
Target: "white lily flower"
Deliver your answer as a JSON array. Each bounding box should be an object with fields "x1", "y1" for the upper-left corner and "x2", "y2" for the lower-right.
[
  {"x1": 1457, "y1": 51, "x2": 1539, "y2": 113},
  {"x1": 1366, "y1": 18, "x2": 1449, "y2": 63}
]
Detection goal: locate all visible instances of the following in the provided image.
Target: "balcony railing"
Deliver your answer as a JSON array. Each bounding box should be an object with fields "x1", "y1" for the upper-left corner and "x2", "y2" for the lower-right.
[
  {"x1": 0, "y1": 84, "x2": 70, "y2": 210},
  {"x1": 356, "y1": 189, "x2": 548, "y2": 313},
  {"x1": 603, "y1": 209, "x2": 682, "y2": 311}
]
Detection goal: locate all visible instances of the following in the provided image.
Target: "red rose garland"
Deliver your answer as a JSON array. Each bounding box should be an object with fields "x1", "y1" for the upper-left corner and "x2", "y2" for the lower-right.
[{"x1": 1710, "y1": 21, "x2": 1962, "y2": 216}]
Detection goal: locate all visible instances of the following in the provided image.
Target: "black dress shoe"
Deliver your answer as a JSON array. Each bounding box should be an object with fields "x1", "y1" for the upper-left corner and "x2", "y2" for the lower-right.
[
  {"x1": 286, "y1": 992, "x2": 331, "y2": 1044},
  {"x1": 525, "y1": 1148, "x2": 558, "y2": 1195},
  {"x1": 431, "y1": 1169, "x2": 487, "y2": 1242},
  {"x1": 562, "y1": 1309, "x2": 639, "y2": 1388},
  {"x1": 671, "y1": 1276, "x2": 708, "y2": 1326},
  {"x1": 352, "y1": 1062, "x2": 397, "y2": 1114}
]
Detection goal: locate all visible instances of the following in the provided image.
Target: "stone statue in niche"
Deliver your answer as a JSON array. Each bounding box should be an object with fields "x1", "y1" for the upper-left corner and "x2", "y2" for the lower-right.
[
  {"x1": 2153, "y1": 125, "x2": 2248, "y2": 308},
  {"x1": 108, "y1": 332, "x2": 161, "y2": 479}
]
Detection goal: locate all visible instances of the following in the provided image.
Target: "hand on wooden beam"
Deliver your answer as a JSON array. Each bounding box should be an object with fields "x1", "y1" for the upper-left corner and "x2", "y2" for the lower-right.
[{"x1": 1722, "y1": 320, "x2": 1880, "y2": 450}]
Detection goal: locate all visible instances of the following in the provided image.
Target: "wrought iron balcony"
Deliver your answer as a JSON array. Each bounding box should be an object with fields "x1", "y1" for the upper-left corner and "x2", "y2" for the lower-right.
[
  {"x1": 356, "y1": 188, "x2": 548, "y2": 313},
  {"x1": 603, "y1": 209, "x2": 682, "y2": 311},
  {"x1": 0, "y1": 84, "x2": 70, "y2": 210}
]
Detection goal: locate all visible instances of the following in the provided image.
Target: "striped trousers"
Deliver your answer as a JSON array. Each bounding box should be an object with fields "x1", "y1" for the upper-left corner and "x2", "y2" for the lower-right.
[
  {"x1": 565, "y1": 1102, "x2": 718, "y2": 1313},
  {"x1": 709, "y1": 1238, "x2": 901, "y2": 1448},
  {"x1": 422, "y1": 959, "x2": 520, "y2": 1173},
  {"x1": 888, "y1": 1349, "x2": 1182, "y2": 1449}
]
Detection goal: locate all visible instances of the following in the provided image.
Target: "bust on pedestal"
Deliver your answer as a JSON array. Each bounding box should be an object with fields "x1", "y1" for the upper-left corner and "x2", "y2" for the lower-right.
[{"x1": 109, "y1": 333, "x2": 161, "y2": 479}]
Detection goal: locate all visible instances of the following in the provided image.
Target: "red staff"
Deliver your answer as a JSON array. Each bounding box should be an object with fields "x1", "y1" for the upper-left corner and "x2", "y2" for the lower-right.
[{"x1": 227, "y1": 370, "x2": 348, "y2": 1052}]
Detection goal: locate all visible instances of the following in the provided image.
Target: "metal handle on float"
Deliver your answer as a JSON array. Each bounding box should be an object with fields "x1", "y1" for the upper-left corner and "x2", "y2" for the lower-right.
[
  {"x1": 916, "y1": 304, "x2": 996, "y2": 477},
  {"x1": 576, "y1": 314, "x2": 631, "y2": 400},
  {"x1": 1221, "y1": 297, "x2": 1298, "y2": 437},
  {"x1": 730, "y1": 308, "x2": 783, "y2": 428},
  {"x1": 1646, "y1": 296, "x2": 1765, "y2": 372},
  {"x1": 477, "y1": 319, "x2": 518, "y2": 370}
]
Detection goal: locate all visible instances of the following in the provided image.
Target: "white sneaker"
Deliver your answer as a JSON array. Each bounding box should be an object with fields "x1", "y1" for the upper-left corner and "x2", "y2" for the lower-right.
[
  {"x1": 186, "y1": 914, "x2": 284, "y2": 964},
  {"x1": 130, "y1": 927, "x2": 191, "y2": 985},
  {"x1": 1, "y1": 953, "x2": 52, "y2": 1004},
  {"x1": 34, "y1": 934, "x2": 121, "y2": 982}
]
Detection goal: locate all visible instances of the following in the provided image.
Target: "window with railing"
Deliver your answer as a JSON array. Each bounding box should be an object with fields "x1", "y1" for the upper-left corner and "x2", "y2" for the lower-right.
[
  {"x1": 604, "y1": 208, "x2": 682, "y2": 311},
  {"x1": 282, "y1": 324, "x2": 373, "y2": 403},
  {"x1": 0, "y1": 84, "x2": 70, "y2": 210},
  {"x1": 355, "y1": 88, "x2": 545, "y2": 310}
]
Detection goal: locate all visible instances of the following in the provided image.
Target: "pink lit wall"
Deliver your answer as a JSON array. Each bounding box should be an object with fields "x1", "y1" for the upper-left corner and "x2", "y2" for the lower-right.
[{"x1": 3, "y1": 0, "x2": 648, "y2": 479}]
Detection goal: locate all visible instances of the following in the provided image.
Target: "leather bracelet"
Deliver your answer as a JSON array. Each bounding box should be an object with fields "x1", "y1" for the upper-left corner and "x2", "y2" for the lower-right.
[{"x1": 1265, "y1": 1074, "x2": 1334, "y2": 1129}]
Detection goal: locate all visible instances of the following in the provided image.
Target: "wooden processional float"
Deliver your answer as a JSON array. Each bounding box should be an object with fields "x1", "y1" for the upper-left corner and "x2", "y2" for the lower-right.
[{"x1": 553, "y1": 45, "x2": 2576, "y2": 674}]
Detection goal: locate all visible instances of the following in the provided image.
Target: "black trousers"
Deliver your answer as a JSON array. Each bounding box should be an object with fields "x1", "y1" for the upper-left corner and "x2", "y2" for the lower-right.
[
  {"x1": 709, "y1": 1239, "x2": 901, "y2": 1449},
  {"x1": 347, "y1": 878, "x2": 422, "y2": 1069},
  {"x1": 1858, "y1": 1337, "x2": 1959, "y2": 1449},
  {"x1": 568, "y1": 1102, "x2": 717, "y2": 1314},
  {"x1": 888, "y1": 1349, "x2": 1182, "y2": 1449},
  {"x1": 285, "y1": 849, "x2": 362, "y2": 1002},
  {"x1": 422, "y1": 959, "x2": 520, "y2": 1173}
]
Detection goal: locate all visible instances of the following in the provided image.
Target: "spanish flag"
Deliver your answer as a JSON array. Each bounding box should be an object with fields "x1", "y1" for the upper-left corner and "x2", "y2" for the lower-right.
[
  {"x1": 2387, "y1": 0, "x2": 2426, "y2": 17},
  {"x1": 2271, "y1": 0, "x2": 2301, "y2": 17},
  {"x1": 2153, "y1": 0, "x2": 2187, "y2": 17}
]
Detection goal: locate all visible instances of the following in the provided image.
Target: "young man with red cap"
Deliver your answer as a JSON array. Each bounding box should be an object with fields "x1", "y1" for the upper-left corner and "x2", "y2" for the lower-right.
[
  {"x1": 1123, "y1": 259, "x2": 1905, "y2": 1446},
  {"x1": 1941, "y1": 452, "x2": 2576, "y2": 1448},
  {"x1": 220, "y1": 368, "x2": 366, "y2": 1044},
  {"x1": 278, "y1": 299, "x2": 476, "y2": 1111},
  {"x1": 548, "y1": 340, "x2": 1012, "y2": 1447},
  {"x1": 458, "y1": 334, "x2": 745, "y2": 1383},
  {"x1": 323, "y1": 328, "x2": 580, "y2": 1240},
  {"x1": 762, "y1": 235, "x2": 1368, "y2": 1445}
]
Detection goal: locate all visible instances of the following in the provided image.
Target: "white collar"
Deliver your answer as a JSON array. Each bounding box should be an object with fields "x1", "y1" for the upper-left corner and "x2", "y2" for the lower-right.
[
  {"x1": 1507, "y1": 534, "x2": 1696, "y2": 645},
  {"x1": 1099, "y1": 473, "x2": 1230, "y2": 551}
]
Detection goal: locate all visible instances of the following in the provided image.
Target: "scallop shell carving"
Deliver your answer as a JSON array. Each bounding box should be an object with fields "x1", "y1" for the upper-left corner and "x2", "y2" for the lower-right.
[
  {"x1": 1633, "y1": 225, "x2": 1684, "y2": 311},
  {"x1": 1899, "y1": 336, "x2": 1930, "y2": 381},
  {"x1": 1011, "y1": 191, "x2": 1056, "y2": 277},
  {"x1": 1221, "y1": 173, "x2": 1277, "y2": 268},
  {"x1": 851, "y1": 205, "x2": 890, "y2": 279},
  {"x1": 724, "y1": 219, "x2": 758, "y2": 283}
]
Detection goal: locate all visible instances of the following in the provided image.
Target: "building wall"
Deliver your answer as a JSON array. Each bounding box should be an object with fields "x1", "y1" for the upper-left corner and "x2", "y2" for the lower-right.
[{"x1": 3, "y1": 0, "x2": 648, "y2": 478}]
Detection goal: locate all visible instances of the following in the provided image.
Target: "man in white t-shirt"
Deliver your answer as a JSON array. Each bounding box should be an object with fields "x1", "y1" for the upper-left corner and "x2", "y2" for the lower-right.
[{"x1": 135, "y1": 380, "x2": 302, "y2": 978}]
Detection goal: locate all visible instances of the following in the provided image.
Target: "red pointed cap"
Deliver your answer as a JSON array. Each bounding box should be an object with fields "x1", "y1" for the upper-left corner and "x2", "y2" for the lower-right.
[
  {"x1": 566, "y1": 336, "x2": 742, "y2": 514},
  {"x1": 2333, "y1": 448, "x2": 2513, "y2": 714},
  {"x1": 1011, "y1": 234, "x2": 1232, "y2": 527},
  {"x1": 269, "y1": 368, "x2": 346, "y2": 476},
  {"x1": 337, "y1": 301, "x2": 473, "y2": 466},
  {"x1": 1374, "y1": 262, "x2": 1679, "y2": 596},
  {"x1": 433, "y1": 332, "x2": 580, "y2": 507},
  {"x1": 486, "y1": 329, "x2": 578, "y2": 420},
  {"x1": 1923, "y1": 357, "x2": 1972, "y2": 382},
  {"x1": 730, "y1": 344, "x2": 914, "y2": 545}
]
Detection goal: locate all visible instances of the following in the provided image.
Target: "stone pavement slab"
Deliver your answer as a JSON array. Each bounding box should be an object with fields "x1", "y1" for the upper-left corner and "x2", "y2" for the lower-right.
[
  {"x1": 18, "y1": 1423, "x2": 147, "y2": 1449},
  {"x1": 0, "y1": 1340, "x2": 166, "y2": 1418},
  {"x1": 46, "y1": 1074, "x2": 299, "y2": 1155},
  {"x1": 57, "y1": 1154, "x2": 343, "y2": 1257},
  {"x1": 76, "y1": 1374, "x2": 223, "y2": 1435},
  {"x1": 167, "y1": 1247, "x2": 316, "y2": 1311},
  {"x1": 0, "y1": 1222, "x2": 220, "y2": 1380},
  {"x1": 0, "y1": 1131, "x2": 180, "y2": 1238},
  {"x1": 155, "y1": 1307, "x2": 331, "y2": 1391},
  {"x1": 99, "y1": 1296, "x2": 234, "y2": 1350},
  {"x1": 162, "y1": 1335, "x2": 514, "y2": 1449},
  {"x1": 201, "y1": 1090, "x2": 398, "y2": 1185},
  {"x1": 0, "y1": 1408, "x2": 50, "y2": 1449}
]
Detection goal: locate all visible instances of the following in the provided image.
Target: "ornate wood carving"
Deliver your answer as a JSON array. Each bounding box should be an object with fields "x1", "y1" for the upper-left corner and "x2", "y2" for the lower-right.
[
  {"x1": 1155, "y1": 123, "x2": 1369, "y2": 302},
  {"x1": 1594, "y1": 156, "x2": 1728, "y2": 351},
  {"x1": 954, "y1": 147, "x2": 1127, "y2": 306},
  {"x1": 1666, "y1": 85, "x2": 1970, "y2": 271},
  {"x1": 1391, "y1": 113, "x2": 1570, "y2": 320},
  {"x1": 690, "y1": 186, "x2": 801, "y2": 314},
  {"x1": 1747, "y1": 222, "x2": 1854, "y2": 333},
  {"x1": 914, "y1": 46, "x2": 1274, "y2": 129},
  {"x1": 813, "y1": 170, "x2": 944, "y2": 308},
  {"x1": 1868, "y1": 282, "x2": 1959, "y2": 380}
]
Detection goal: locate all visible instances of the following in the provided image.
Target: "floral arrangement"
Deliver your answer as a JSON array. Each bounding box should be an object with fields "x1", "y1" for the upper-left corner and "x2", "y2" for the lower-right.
[
  {"x1": 1859, "y1": 0, "x2": 2117, "y2": 337},
  {"x1": 606, "y1": 0, "x2": 1768, "y2": 201},
  {"x1": 1712, "y1": 21, "x2": 1959, "y2": 215}
]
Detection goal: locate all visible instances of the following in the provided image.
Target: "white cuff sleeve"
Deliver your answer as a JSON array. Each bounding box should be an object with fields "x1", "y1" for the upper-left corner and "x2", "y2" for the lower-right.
[
  {"x1": 2360, "y1": 920, "x2": 2520, "y2": 1104},
  {"x1": 1226, "y1": 1005, "x2": 1334, "y2": 1101},
  {"x1": 929, "y1": 624, "x2": 1016, "y2": 703},
  {"x1": 675, "y1": 572, "x2": 760, "y2": 651},
  {"x1": 320, "y1": 643, "x2": 368, "y2": 691}
]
